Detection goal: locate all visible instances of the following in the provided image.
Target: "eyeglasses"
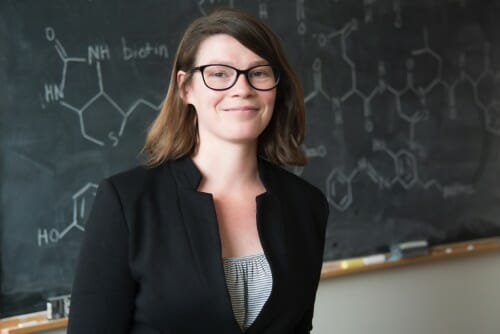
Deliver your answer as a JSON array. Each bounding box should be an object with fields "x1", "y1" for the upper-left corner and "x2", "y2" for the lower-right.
[{"x1": 190, "y1": 64, "x2": 280, "y2": 91}]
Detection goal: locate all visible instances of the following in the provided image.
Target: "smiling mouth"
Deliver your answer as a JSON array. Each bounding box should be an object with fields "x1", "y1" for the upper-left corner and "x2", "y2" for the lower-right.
[{"x1": 223, "y1": 106, "x2": 259, "y2": 112}]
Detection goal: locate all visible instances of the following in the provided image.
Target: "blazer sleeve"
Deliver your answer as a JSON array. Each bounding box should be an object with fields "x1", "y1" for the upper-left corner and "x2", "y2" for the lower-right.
[
  {"x1": 67, "y1": 179, "x2": 136, "y2": 334},
  {"x1": 295, "y1": 305, "x2": 314, "y2": 333}
]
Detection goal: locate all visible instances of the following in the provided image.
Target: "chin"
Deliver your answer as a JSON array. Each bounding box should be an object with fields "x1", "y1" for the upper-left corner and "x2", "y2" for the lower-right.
[
  {"x1": 222, "y1": 126, "x2": 267, "y2": 142},
  {"x1": 222, "y1": 132, "x2": 262, "y2": 144}
]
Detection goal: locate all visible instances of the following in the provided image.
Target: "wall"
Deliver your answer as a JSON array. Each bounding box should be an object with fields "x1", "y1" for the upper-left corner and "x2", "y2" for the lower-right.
[{"x1": 313, "y1": 251, "x2": 500, "y2": 334}]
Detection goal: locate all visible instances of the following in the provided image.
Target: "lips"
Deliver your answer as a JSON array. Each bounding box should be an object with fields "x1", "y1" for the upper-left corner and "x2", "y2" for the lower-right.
[{"x1": 223, "y1": 105, "x2": 259, "y2": 112}]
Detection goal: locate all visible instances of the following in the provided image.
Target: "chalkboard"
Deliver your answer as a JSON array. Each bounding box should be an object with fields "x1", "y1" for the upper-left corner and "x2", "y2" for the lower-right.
[{"x1": 2, "y1": 0, "x2": 500, "y2": 319}]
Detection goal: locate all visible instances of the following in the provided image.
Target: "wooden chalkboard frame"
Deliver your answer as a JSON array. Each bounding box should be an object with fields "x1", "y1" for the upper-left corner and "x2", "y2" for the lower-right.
[{"x1": 321, "y1": 237, "x2": 500, "y2": 278}]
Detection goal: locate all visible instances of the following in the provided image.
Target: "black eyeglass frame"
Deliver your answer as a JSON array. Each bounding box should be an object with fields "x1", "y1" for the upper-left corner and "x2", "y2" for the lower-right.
[{"x1": 190, "y1": 64, "x2": 281, "y2": 91}]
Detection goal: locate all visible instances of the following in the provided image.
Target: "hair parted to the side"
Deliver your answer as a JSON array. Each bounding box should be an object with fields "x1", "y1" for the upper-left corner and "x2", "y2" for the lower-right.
[{"x1": 142, "y1": 7, "x2": 307, "y2": 167}]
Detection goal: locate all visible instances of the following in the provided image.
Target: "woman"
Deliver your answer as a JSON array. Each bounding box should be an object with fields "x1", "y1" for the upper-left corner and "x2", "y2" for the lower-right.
[{"x1": 68, "y1": 7, "x2": 329, "y2": 334}]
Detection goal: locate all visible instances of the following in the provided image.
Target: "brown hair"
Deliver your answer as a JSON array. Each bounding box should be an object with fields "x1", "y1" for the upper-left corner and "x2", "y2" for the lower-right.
[{"x1": 143, "y1": 7, "x2": 307, "y2": 166}]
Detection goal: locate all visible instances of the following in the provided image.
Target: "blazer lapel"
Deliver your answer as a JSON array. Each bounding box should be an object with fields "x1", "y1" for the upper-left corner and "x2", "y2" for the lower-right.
[
  {"x1": 170, "y1": 157, "x2": 242, "y2": 332},
  {"x1": 247, "y1": 160, "x2": 290, "y2": 333},
  {"x1": 177, "y1": 187, "x2": 222, "y2": 285}
]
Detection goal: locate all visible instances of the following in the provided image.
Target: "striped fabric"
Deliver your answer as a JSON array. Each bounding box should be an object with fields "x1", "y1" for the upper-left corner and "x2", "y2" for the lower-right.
[{"x1": 222, "y1": 253, "x2": 273, "y2": 331}]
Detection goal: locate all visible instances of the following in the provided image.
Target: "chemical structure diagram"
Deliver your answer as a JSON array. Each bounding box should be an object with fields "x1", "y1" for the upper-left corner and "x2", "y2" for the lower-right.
[
  {"x1": 37, "y1": 1, "x2": 273, "y2": 245},
  {"x1": 42, "y1": 27, "x2": 164, "y2": 147},
  {"x1": 293, "y1": 1, "x2": 500, "y2": 211},
  {"x1": 37, "y1": 183, "x2": 98, "y2": 247},
  {"x1": 37, "y1": 0, "x2": 500, "y2": 246},
  {"x1": 198, "y1": 0, "x2": 269, "y2": 18}
]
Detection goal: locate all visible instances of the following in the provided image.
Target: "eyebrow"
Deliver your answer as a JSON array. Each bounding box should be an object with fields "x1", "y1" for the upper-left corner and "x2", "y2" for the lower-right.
[{"x1": 200, "y1": 60, "x2": 270, "y2": 68}]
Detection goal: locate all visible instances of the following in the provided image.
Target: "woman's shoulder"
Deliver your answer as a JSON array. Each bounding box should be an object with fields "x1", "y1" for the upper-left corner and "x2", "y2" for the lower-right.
[
  {"x1": 259, "y1": 159, "x2": 326, "y2": 202},
  {"x1": 102, "y1": 160, "x2": 176, "y2": 195},
  {"x1": 107, "y1": 163, "x2": 161, "y2": 184},
  {"x1": 261, "y1": 160, "x2": 329, "y2": 227}
]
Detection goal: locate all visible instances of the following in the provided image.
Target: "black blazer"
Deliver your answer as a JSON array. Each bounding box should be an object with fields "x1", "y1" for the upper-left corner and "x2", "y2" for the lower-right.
[{"x1": 68, "y1": 157, "x2": 329, "y2": 334}]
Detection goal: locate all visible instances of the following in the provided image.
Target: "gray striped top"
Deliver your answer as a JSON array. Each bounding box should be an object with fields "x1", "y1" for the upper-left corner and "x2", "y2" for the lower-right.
[{"x1": 222, "y1": 254, "x2": 273, "y2": 331}]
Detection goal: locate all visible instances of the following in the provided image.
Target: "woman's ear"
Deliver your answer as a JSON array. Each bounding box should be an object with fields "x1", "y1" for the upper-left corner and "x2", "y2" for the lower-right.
[{"x1": 177, "y1": 70, "x2": 190, "y2": 103}]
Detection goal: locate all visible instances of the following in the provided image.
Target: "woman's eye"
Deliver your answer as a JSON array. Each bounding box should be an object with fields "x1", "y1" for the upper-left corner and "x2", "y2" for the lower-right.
[
  {"x1": 206, "y1": 67, "x2": 231, "y2": 78},
  {"x1": 251, "y1": 69, "x2": 271, "y2": 78},
  {"x1": 213, "y1": 71, "x2": 227, "y2": 77}
]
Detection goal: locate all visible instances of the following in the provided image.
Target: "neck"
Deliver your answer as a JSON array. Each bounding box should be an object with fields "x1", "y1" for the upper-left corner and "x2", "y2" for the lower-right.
[{"x1": 192, "y1": 141, "x2": 261, "y2": 193}]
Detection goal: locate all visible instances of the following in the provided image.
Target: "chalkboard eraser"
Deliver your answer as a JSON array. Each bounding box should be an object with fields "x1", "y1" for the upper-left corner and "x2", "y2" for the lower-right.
[
  {"x1": 389, "y1": 240, "x2": 429, "y2": 260},
  {"x1": 399, "y1": 240, "x2": 429, "y2": 258},
  {"x1": 47, "y1": 295, "x2": 71, "y2": 320}
]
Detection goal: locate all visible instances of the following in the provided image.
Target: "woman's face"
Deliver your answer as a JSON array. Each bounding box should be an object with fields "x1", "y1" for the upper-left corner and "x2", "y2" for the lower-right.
[{"x1": 178, "y1": 34, "x2": 276, "y2": 147}]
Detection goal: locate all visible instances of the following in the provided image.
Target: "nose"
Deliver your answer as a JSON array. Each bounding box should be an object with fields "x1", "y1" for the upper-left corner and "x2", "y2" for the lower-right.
[{"x1": 230, "y1": 72, "x2": 254, "y2": 95}]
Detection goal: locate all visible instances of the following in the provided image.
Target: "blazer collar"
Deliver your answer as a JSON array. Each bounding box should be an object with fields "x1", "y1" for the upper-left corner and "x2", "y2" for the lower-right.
[
  {"x1": 168, "y1": 155, "x2": 278, "y2": 193},
  {"x1": 168, "y1": 156, "x2": 203, "y2": 189}
]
